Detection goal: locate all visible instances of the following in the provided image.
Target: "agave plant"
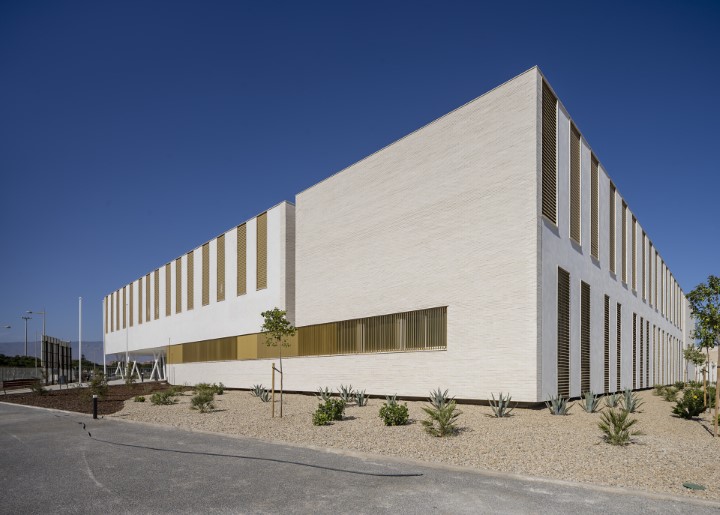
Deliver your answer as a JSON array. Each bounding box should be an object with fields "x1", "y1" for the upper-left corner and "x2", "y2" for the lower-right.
[
  {"x1": 355, "y1": 389, "x2": 368, "y2": 407},
  {"x1": 422, "y1": 400, "x2": 462, "y2": 437},
  {"x1": 259, "y1": 389, "x2": 271, "y2": 402},
  {"x1": 579, "y1": 391, "x2": 601, "y2": 413},
  {"x1": 385, "y1": 394, "x2": 398, "y2": 406},
  {"x1": 339, "y1": 384, "x2": 355, "y2": 403},
  {"x1": 316, "y1": 386, "x2": 333, "y2": 401},
  {"x1": 546, "y1": 394, "x2": 571, "y2": 415},
  {"x1": 621, "y1": 388, "x2": 644, "y2": 413},
  {"x1": 604, "y1": 393, "x2": 621, "y2": 408},
  {"x1": 250, "y1": 384, "x2": 265, "y2": 397},
  {"x1": 428, "y1": 388, "x2": 453, "y2": 410},
  {"x1": 488, "y1": 392, "x2": 515, "y2": 418},
  {"x1": 598, "y1": 408, "x2": 642, "y2": 445}
]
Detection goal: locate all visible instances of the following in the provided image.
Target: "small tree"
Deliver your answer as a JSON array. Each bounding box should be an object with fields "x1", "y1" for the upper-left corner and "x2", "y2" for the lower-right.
[
  {"x1": 261, "y1": 308, "x2": 296, "y2": 418},
  {"x1": 684, "y1": 345, "x2": 707, "y2": 382}
]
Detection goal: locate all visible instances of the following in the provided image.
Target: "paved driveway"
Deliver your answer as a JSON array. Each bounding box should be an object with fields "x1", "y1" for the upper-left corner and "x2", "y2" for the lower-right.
[{"x1": 1, "y1": 402, "x2": 717, "y2": 514}]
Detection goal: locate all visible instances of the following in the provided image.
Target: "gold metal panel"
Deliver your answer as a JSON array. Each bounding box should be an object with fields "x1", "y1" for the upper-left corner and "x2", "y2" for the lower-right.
[
  {"x1": 237, "y1": 224, "x2": 246, "y2": 295},
  {"x1": 580, "y1": 281, "x2": 590, "y2": 393},
  {"x1": 187, "y1": 251, "x2": 194, "y2": 310},
  {"x1": 116, "y1": 290, "x2": 120, "y2": 332},
  {"x1": 631, "y1": 217, "x2": 637, "y2": 290},
  {"x1": 616, "y1": 303, "x2": 622, "y2": 390},
  {"x1": 110, "y1": 294, "x2": 114, "y2": 332},
  {"x1": 138, "y1": 278, "x2": 143, "y2": 325},
  {"x1": 609, "y1": 184, "x2": 616, "y2": 274},
  {"x1": 603, "y1": 295, "x2": 610, "y2": 394},
  {"x1": 145, "y1": 274, "x2": 151, "y2": 322},
  {"x1": 621, "y1": 202, "x2": 628, "y2": 283},
  {"x1": 569, "y1": 124, "x2": 581, "y2": 244},
  {"x1": 590, "y1": 156, "x2": 599, "y2": 259},
  {"x1": 154, "y1": 269, "x2": 160, "y2": 320},
  {"x1": 122, "y1": 287, "x2": 126, "y2": 329},
  {"x1": 176, "y1": 258, "x2": 182, "y2": 313},
  {"x1": 217, "y1": 234, "x2": 225, "y2": 302},
  {"x1": 557, "y1": 268, "x2": 570, "y2": 397},
  {"x1": 165, "y1": 264, "x2": 171, "y2": 316},
  {"x1": 257, "y1": 333, "x2": 298, "y2": 359},
  {"x1": 632, "y1": 313, "x2": 637, "y2": 387},
  {"x1": 167, "y1": 344, "x2": 183, "y2": 364},
  {"x1": 256, "y1": 212, "x2": 267, "y2": 290},
  {"x1": 202, "y1": 243, "x2": 210, "y2": 306},
  {"x1": 129, "y1": 282, "x2": 134, "y2": 327},
  {"x1": 541, "y1": 82, "x2": 557, "y2": 224},
  {"x1": 237, "y1": 334, "x2": 258, "y2": 360}
]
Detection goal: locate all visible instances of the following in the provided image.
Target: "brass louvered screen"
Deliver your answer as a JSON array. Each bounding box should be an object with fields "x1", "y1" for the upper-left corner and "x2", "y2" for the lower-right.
[
  {"x1": 616, "y1": 303, "x2": 622, "y2": 391},
  {"x1": 122, "y1": 287, "x2": 126, "y2": 329},
  {"x1": 176, "y1": 258, "x2": 182, "y2": 313},
  {"x1": 631, "y1": 217, "x2": 637, "y2": 291},
  {"x1": 646, "y1": 320, "x2": 650, "y2": 386},
  {"x1": 648, "y1": 244, "x2": 653, "y2": 306},
  {"x1": 621, "y1": 202, "x2": 628, "y2": 283},
  {"x1": 580, "y1": 281, "x2": 591, "y2": 394},
  {"x1": 641, "y1": 234, "x2": 646, "y2": 300},
  {"x1": 104, "y1": 297, "x2": 108, "y2": 334},
  {"x1": 632, "y1": 313, "x2": 637, "y2": 388},
  {"x1": 570, "y1": 125, "x2": 581, "y2": 244},
  {"x1": 187, "y1": 251, "x2": 194, "y2": 310},
  {"x1": 130, "y1": 282, "x2": 134, "y2": 326},
  {"x1": 154, "y1": 269, "x2": 160, "y2": 320},
  {"x1": 145, "y1": 274, "x2": 150, "y2": 322},
  {"x1": 116, "y1": 290, "x2": 120, "y2": 331},
  {"x1": 256, "y1": 212, "x2": 267, "y2": 290},
  {"x1": 609, "y1": 184, "x2": 616, "y2": 274},
  {"x1": 654, "y1": 251, "x2": 659, "y2": 307},
  {"x1": 557, "y1": 268, "x2": 570, "y2": 397},
  {"x1": 202, "y1": 243, "x2": 210, "y2": 307},
  {"x1": 639, "y1": 316, "x2": 644, "y2": 388},
  {"x1": 590, "y1": 156, "x2": 599, "y2": 259},
  {"x1": 237, "y1": 224, "x2": 247, "y2": 295},
  {"x1": 604, "y1": 295, "x2": 610, "y2": 394},
  {"x1": 165, "y1": 264, "x2": 171, "y2": 316},
  {"x1": 138, "y1": 278, "x2": 143, "y2": 325},
  {"x1": 541, "y1": 82, "x2": 557, "y2": 224},
  {"x1": 217, "y1": 234, "x2": 225, "y2": 302},
  {"x1": 297, "y1": 307, "x2": 447, "y2": 356}
]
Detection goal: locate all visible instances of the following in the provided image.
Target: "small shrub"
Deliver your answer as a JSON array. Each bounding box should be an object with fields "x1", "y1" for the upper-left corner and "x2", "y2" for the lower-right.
[
  {"x1": 190, "y1": 391, "x2": 215, "y2": 413},
  {"x1": 338, "y1": 384, "x2": 355, "y2": 403},
  {"x1": 313, "y1": 399, "x2": 345, "y2": 425},
  {"x1": 662, "y1": 387, "x2": 677, "y2": 402},
  {"x1": 672, "y1": 388, "x2": 705, "y2": 419},
  {"x1": 674, "y1": 381, "x2": 686, "y2": 391},
  {"x1": 385, "y1": 394, "x2": 398, "y2": 406},
  {"x1": 259, "y1": 389, "x2": 271, "y2": 402},
  {"x1": 605, "y1": 393, "x2": 621, "y2": 408},
  {"x1": 621, "y1": 388, "x2": 644, "y2": 413},
  {"x1": 195, "y1": 382, "x2": 224, "y2": 395},
  {"x1": 133, "y1": 395, "x2": 145, "y2": 402},
  {"x1": 316, "y1": 386, "x2": 333, "y2": 401},
  {"x1": 87, "y1": 373, "x2": 109, "y2": 399},
  {"x1": 428, "y1": 388, "x2": 453, "y2": 410},
  {"x1": 489, "y1": 392, "x2": 515, "y2": 418},
  {"x1": 706, "y1": 385, "x2": 717, "y2": 408},
  {"x1": 379, "y1": 402, "x2": 409, "y2": 426},
  {"x1": 167, "y1": 385, "x2": 185, "y2": 396},
  {"x1": 195, "y1": 382, "x2": 212, "y2": 391},
  {"x1": 30, "y1": 379, "x2": 48, "y2": 396},
  {"x1": 599, "y1": 408, "x2": 642, "y2": 445},
  {"x1": 355, "y1": 389, "x2": 368, "y2": 407},
  {"x1": 652, "y1": 384, "x2": 665, "y2": 396},
  {"x1": 422, "y1": 400, "x2": 461, "y2": 437},
  {"x1": 250, "y1": 384, "x2": 265, "y2": 397},
  {"x1": 215, "y1": 383, "x2": 225, "y2": 395},
  {"x1": 688, "y1": 380, "x2": 702, "y2": 389},
  {"x1": 546, "y1": 395, "x2": 571, "y2": 415},
  {"x1": 579, "y1": 391, "x2": 601, "y2": 413},
  {"x1": 151, "y1": 391, "x2": 178, "y2": 405}
]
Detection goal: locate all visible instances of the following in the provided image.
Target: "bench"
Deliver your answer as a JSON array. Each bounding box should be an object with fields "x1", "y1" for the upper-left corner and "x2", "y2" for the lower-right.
[{"x1": 2, "y1": 378, "x2": 39, "y2": 393}]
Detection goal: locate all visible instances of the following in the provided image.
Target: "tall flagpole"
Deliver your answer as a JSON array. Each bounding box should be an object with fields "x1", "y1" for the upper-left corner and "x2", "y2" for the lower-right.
[{"x1": 78, "y1": 297, "x2": 82, "y2": 384}]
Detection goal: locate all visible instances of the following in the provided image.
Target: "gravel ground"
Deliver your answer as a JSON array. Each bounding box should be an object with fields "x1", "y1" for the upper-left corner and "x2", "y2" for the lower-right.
[{"x1": 112, "y1": 389, "x2": 720, "y2": 501}]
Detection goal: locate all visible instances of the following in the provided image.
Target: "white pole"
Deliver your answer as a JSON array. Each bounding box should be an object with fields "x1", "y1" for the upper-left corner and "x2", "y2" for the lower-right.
[
  {"x1": 78, "y1": 297, "x2": 82, "y2": 384},
  {"x1": 102, "y1": 298, "x2": 107, "y2": 377}
]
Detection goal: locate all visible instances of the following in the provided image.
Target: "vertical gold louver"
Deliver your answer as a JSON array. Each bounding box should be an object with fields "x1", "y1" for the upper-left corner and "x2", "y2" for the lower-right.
[
  {"x1": 570, "y1": 124, "x2": 581, "y2": 244},
  {"x1": 648, "y1": 243, "x2": 653, "y2": 306},
  {"x1": 145, "y1": 274, "x2": 150, "y2": 322},
  {"x1": 217, "y1": 234, "x2": 225, "y2": 302},
  {"x1": 138, "y1": 278, "x2": 143, "y2": 325},
  {"x1": 590, "y1": 156, "x2": 599, "y2": 259},
  {"x1": 541, "y1": 82, "x2": 557, "y2": 224},
  {"x1": 110, "y1": 294, "x2": 114, "y2": 332},
  {"x1": 631, "y1": 217, "x2": 637, "y2": 291},
  {"x1": 632, "y1": 313, "x2": 637, "y2": 388},
  {"x1": 557, "y1": 268, "x2": 570, "y2": 397},
  {"x1": 609, "y1": 184, "x2": 616, "y2": 274},
  {"x1": 621, "y1": 202, "x2": 628, "y2": 283},
  {"x1": 642, "y1": 233, "x2": 646, "y2": 300},
  {"x1": 202, "y1": 243, "x2": 210, "y2": 307},
  {"x1": 256, "y1": 212, "x2": 267, "y2": 290},
  {"x1": 116, "y1": 290, "x2": 120, "y2": 332},
  {"x1": 639, "y1": 316, "x2": 644, "y2": 387},
  {"x1": 580, "y1": 281, "x2": 591, "y2": 394},
  {"x1": 237, "y1": 224, "x2": 247, "y2": 296},
  {"x1": 187, "y1": 251, "x2": 194, "y2": 310},
  {"x1": 122, "y1": 287, "x2": 126, "y2": 329},
  {"x1": 646, "y1": 320, "x2": 650, "y2": 386},
  {"x1": 154, "y1": 269, "x2": 160, "y2": 320},
  {"x1": 165, "y1": 264, "x2": 171, "y2": 316},
  {"x1": 655, "y1": 251, "x2": 659, "y2": 308},
  {"x1": 604, "y1": 295, "x2": 610, "y2": 394},
  {"x1": 129, "y1": 282, "x2": 134, "y2": 327},
  {"x1": 176, "y1": 258, "x2": 182, "y2": 314},
  {"x1": 616, "y1": 303, "x2": 622, "y2": 391}
]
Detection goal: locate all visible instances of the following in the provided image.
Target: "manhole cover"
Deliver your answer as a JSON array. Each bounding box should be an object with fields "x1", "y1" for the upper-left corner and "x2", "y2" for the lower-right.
[{"x1": 683, "y1": 482, "x2": 706, "y2": 491}]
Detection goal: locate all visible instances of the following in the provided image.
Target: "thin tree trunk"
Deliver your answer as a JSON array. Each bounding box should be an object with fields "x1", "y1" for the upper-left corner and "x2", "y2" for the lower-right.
[{"x1": 279, "y1": 346, "x2": 283, "y2": 418}]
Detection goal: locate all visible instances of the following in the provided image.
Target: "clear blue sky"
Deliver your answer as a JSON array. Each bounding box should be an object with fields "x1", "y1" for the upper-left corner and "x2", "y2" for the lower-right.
[{"x1": 1, "y1": 1, "x2": 718, "y2": 351}]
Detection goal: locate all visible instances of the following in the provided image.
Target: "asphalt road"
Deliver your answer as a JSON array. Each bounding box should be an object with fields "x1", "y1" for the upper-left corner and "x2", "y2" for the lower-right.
[{"x1": 1, "y1": 402, "x2": 718, "y2": 515}]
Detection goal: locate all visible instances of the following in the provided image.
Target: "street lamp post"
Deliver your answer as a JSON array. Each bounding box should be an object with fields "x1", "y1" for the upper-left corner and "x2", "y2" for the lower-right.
[
  {"x1": 26, "y1": 309, "x2": 46, "y2": 355},
  {"x1": 21, "y1": 316, "x2": 31, "y2": 356}
]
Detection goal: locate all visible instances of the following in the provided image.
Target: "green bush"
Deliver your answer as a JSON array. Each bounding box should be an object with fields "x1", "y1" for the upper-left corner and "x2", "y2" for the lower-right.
[
  {"x1": 87, "y1": 373, "x2": 109, "y2": 399},
  {"x1": 598, "y1": 408, "x2": 642, "y2": 445},
  {"x1": 133, "y1": 395, "x2": 145, "y2": 402},
  {"x1": 190, "y1": 391, "x2": 215, "y2": 413},
  {"x1": 379, "y1": 402, "x2": 409, "y2": 426},
  {"x1": 151, "y1": 391, "x2": 179, "y2": 405},
  {"x1": 422, "y1": 400, "x2": 461, "y2": 437},
  {"x1": 195, "y1": 382, "x2": 224, "y2": 396},
  {"x1": 674, "y1": 381, "x2": 686, "y2": 391},
  {"x1": 672, "y1": 388, "x2": 705, "y2": 419},
  {"x1": 652, "y1": 384, "x2": 665, "y2": 396},
  {"x1": 662, "y1": 387, "x2": 677, "y2": 402},
  {"x1": 312, "y1": 399, "x2": 345, "y2": 425},
  {"x1": 30, "y1": 379, "x2": 48, "y2": 396},
  {"x1": 706, "y1": 385, "x2": 716, "y2": 408}
]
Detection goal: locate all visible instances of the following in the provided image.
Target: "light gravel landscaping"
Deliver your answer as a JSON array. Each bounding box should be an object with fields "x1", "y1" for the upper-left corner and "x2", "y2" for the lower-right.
[{"x1": 112, "y1": 388, "x2": 720, "y2": 501}]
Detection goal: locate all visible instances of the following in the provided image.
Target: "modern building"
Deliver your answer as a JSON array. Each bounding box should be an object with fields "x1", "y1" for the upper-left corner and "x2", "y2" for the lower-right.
[{"x1": 104, "y1": 66, "x2": 691, "y2": 403}]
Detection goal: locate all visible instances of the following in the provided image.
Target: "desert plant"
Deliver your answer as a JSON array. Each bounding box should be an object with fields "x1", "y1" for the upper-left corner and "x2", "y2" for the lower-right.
[
  {"x1": 674, "y1": 381, "x2": 686, "y2": 391},
  {"x1": 195, "y1": 382, "x2": 212, "y2": 391},
  {"x1": 652, "y1": 384, "x2": 665, "y2": 396},
  {"x1": 151, "y1": 391, "x2": 178, "y2": 405},
  {"x1": 312, "y1": 399, "x2": 345, "y2": 425},
  {"x1": 621, "y1": 389, "x2": 644, "y2": 413},
  {"x1": 259, "y1": 389, "x2": 271, "y2": 402},
  {"x1": 355, "y1": 389, "x2": 368, "y2": 407},
  {"x1": 379, "y1": 401, "x2": 409, "y2": 426},
  {"x1": 706, "y1": 385, "x2": 716, "y2": 408},
  {"x1": 598, "y1": 408, "x2": 642, "y2": 445},
  {"x1": 338, "y1": 384, "x2": 355, "y2": 403},
  {"x1": 190, "y1": 390, "x2": 215, "y2": 413},
  {"x1": 166, "y1": 385, "x2": 185, "y2": 396},
  {"x1": 196, "y1": 382, "x2": 224, "y2": 395},
  {"x1": 316, "y1": 386, "x2": 333, "y2": 401},
  {"x1": 605, "y1": 393, "x2": 621, "y2": 408},
  {"x1": 250, "y1": 384, "x2": 265, "y2": 397},
  {"x1": 124, "y1": 361, "x2": 136, "y2": 387},
  {"x1": 87, "y1": 372, "x2": 109, "y2": 399},
  {"x1": 428, "y1": 388, "x2": 453, "y2": 410},
  {"x1": 134, "y1": 395, "x2": 145, "y2": 402},
  {"x1": 662, "y1": 387, "x2": 678, "y2": 402},
  {"x1": 214, "y1": 382, "x2": 225, "y2": 395},
  {"x1": 579, "y1": 391, "x2": 601, "y2": 413},
  {"x1": 422, "y1": 400, "x2": 461, "y2": 437},
  {"x1": 385, "y1": 394, "x2": 398, "y2": 406},
  {"x1": 489, "y1": 392, "x2": 515, "y2": 418},
  {"x1": 672, "y1": 388, "x2": 705, "y2": 419},
  {"x1": 546, "y1": 395, "x2": 571, "y2": 415},
  {"x1": 30, "y1": 379, "x2": 48, "y2": 396}
]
